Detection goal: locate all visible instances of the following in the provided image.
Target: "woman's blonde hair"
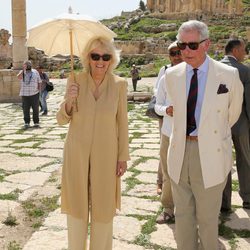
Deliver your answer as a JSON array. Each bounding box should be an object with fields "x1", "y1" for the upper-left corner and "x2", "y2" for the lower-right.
[{"x1": 81, "y1": 37, "x2": 120, "y2": 73}]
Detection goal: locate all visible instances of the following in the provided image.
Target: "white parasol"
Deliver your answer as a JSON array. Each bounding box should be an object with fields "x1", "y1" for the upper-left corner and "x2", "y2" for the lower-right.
[{"x1": 27, "y1": 9, "x2": 117, "y2": 74}]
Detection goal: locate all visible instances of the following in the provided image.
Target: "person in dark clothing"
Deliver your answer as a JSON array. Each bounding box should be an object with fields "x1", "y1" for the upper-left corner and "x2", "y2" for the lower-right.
[
  {"x1": 37, "y1": 66, "x2": 50, "y2": 116},
  {"x1": 221, "y1": 38, "x2": 250, "y2": 211},
  {"x1": 130, "y1": 64, "x2": 139, "y2": 91}
]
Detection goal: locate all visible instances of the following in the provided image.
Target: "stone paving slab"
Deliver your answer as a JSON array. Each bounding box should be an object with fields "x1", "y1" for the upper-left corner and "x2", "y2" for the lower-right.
[
  {"x1": 0, "y1": 140, "x2": 12, "y2": 147},
  {"x1": 232, "y1": 191, "x2": 243, "y2": 207},
  {"x1": 36, "y1": 135, "x2": 62, "y2": 140},
  {"x1": 11, "y1": 141, "x2": 38, "y2": 148},
  {"x1": 143, "y1": 143, "x2": 160, "y2": 149},
  {"x1": 113, "y1": 240, "x2": 145, "y2": 250},
  {"x1": 137, "y1": 172, "x2": 157, "y2": 184},
  {"x1": 41, "y1": 164, "x2": 61, "y2": 173},
  {"x1": 5, "y1": 171, "x2": 50, "y2": 186},
  {"x1": 234, "y1": 238, "x2": 250, "y2": 249},
  {"x1": 141, "y1": 133, "x2": 160, "y2": 138},
  {"x1": 1, "y1": 134, "x2": 34, "y2": 140},
  {"x1": 18, "y1": 187, "x2": 41, "y2": 201},
  {"x1": 113, "y1": 215, "x2": 143, "y2": 242},
  {"x1": 127, "y1": 156, "x2": 140, "y2": 168},
  {"x1": 119, "y1": 196, "x2": 160, "y2": 216},
  {"x1": 150, "y1": 224, "x2": 177, "y2": 249},
  {"x1": 128, "y1": 129, "x2": 151, "y2": 134},
  {"x1": 225, "y1": 209, "x2": 250, "y2": 230},
  {"x1": 0, "y1": 200, "x2": 20, "y2": 226},
  {"x1": 127, "y1": 183, "x2": 158, "y2": 197},
  {"x1": 33, "y1": 149, "x2": 63, "y2": 158},
  {"x1": 42, "y1": 209, "x2": 67, "y2": 230},
  {"x1": 0, "y1": 147, "x2": 14, "y2": 152},
  {"x1": 131, "y1": 149, "x2": 159, "y2": 157},
  {"x1": 39, "y1": 141, "x2": 64, "y2": 149},
  {"x1": 0, "y1": 182, "x2": 30, "y2": 194},
  {"x1": 0, "y1": 153, "x2": 53, "y2": 171},
  {"x1": 132, "y1": 138, "x2": 160, "y2": 143},
  {"x1": 135, "y1": 159, "x2": 159, "y2": 172},
  {"x1": 14, "y1": 148, "x2": 39, "y2": 155},
  {"x1": 23, "y1": 230, "x2": 68, "y2": 250},
  {"x1": 129, "y1": 143, "x2": 142, "y2": 148}
]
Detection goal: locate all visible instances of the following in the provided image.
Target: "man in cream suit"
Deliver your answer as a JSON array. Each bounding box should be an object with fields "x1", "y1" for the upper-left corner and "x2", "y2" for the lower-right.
[{"x1": 165, "y1": 20, "x2": 243, "y2": 250}]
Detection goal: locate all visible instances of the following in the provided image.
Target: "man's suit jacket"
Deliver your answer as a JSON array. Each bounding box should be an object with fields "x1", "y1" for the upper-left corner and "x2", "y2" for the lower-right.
[
  {"x1": 221, "y1": 56, "x2": 250, "y2": 136},
  {"x1": 165, "y1": 57, "x2": 243, "y2": 188}
]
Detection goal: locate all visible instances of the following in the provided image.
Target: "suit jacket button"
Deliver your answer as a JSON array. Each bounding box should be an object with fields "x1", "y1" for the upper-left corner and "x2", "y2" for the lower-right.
[
  {"x1": 217, "y1": 148, "x2": 221, "y2": 152},
  {"x1": 214, "y1": 130, "x2": 217, "y2": 134}
]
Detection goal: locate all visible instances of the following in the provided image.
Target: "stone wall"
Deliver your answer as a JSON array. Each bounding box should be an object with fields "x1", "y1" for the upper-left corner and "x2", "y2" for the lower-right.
[
  {"x1": 0, "y1": 70, "x2": 20, "y2": 102},
  {"x1": 115, "y1": 38, "x2": 173, "y2": 55}
]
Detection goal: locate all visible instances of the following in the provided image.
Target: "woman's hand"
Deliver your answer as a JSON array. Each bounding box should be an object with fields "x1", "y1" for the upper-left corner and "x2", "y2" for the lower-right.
[
  {"x1": 166, "y1": 106, "x2": 173, "y2": 117},
  {"x1": 116, "y1": 161, "x2": 127, "y2": 176},
  {"x1": 67, "y1": 83, "x2": 79, "y2": 99},
  {"x1": 65, "y1": 83, "x2": 79, "y2": 115}
]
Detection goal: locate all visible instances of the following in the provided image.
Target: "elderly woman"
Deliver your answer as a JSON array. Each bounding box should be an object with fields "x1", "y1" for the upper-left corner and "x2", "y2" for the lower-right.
[{"x1": 56, "y1": 37, "x2": 130, "y2": 250}]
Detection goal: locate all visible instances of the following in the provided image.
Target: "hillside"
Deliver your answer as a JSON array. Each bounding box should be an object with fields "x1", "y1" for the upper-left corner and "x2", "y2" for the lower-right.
[
  {"x1": 101, "y1": 1, "x2": 250, "y2": 77},
  {"x1": 102, "y1": 1, "x2": 249, "y2": 42}
]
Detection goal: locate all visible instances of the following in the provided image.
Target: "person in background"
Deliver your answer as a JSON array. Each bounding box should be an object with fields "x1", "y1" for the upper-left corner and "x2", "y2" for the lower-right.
[
  {"x1": 17, "y1": 60, "x2": 41, "y2": 129},
  {"x1": 165, "y1": 20, "x2": 243, "y2": 250},
  {"x1": 57, "y1": 37, "x2": 130, "y2": 250},
  {"x1": 154, "y1": 41, "x2": 183, "y2": 196},
  {"x1": 37, "y1": 65, "x2": 49, "y2": 116},
  {"x1": 130, "y1": 64, "x2": 139, "y2": 91},
  {"x1": 154, "y1": 41, "x2": 183, "y2": 223},
  {"x1": 221, "y1": 38, "x2": 250, "y2": 212}
]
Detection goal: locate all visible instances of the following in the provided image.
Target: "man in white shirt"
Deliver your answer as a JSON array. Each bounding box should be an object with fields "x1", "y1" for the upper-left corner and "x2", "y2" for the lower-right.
[
  {"x1": 17, "y1": 60, "x2": 41, "y2": 129},
  {"x1": 154, "y1": 41, "x2": 182, "y2": 223}
]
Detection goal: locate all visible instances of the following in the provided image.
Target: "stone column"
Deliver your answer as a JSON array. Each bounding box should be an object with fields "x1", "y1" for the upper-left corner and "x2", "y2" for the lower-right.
[
  {"x1": 247, "y1": 27, "x2": 250, "y2": 42},
  {"x1": 196, "y1": 0, "x2": 202, "y2": 11},
  {"x1": 11, "y1": 0, "x2": 28, "y2": 70},
  {"x1": 235, "y1": 0, "x2": 243, "y2": 14}
]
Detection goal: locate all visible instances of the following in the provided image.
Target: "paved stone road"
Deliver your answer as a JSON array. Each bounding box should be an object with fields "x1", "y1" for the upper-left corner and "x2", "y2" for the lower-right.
[{"x1": 0, "y1": 78, "x2": 249, "y2": 249}]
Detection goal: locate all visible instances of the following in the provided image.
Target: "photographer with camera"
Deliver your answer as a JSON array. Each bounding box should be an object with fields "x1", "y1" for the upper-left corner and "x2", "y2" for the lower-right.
[{"x1": 17, "y1": 60, "x2": 42, "y2": 129}]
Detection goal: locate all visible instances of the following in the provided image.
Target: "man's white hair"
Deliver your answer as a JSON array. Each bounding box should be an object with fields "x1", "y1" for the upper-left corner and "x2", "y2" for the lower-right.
[{"x1": 176, "y1": 20, "x2": 209, "y2": 41}]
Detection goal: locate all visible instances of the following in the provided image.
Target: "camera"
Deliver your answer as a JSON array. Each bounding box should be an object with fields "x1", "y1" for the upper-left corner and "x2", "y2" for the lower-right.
[{"x1": 26, "y1": 65, "x2": 32, "y2": 71}]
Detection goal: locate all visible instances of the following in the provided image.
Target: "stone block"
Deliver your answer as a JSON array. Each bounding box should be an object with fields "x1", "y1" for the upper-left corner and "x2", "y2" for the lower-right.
[{"x1": 0, "y1": 70, "x2": 21, "y2": 102}]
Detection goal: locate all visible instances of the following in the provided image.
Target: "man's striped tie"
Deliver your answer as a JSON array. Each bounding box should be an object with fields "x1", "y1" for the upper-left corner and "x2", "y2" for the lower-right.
[{"x1": 186, "y1": 68, "x2": 198, "y2": 135}]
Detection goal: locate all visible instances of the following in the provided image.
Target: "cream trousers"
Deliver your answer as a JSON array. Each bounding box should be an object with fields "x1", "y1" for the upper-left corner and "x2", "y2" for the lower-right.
[
  {"x1": 160, "y1": 134, "x2": 174, "y2": 215},
  {"x1": 171, "y1": 140, "x2": 226, "y2": 250},
  {"x1": 67, "y1": 215, "x2": 113, "y2": 250}
]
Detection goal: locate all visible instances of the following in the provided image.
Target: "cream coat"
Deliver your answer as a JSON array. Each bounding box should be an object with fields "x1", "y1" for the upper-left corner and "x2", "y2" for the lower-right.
[
  {"x1": 57, "y1": 72, "x2": 130, "y2": 222},
  {"x1": 165, "y1": 57, "x2": 243, "y2": 188}
]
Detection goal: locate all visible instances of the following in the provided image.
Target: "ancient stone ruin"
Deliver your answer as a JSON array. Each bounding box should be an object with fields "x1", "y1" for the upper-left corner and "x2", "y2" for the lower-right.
[
  {"x1": 0, "y1": 29, "x2": 12, "y2": 69},
  {"x1": 147, "y1": 0, "x2": 243, "y2": 15}
]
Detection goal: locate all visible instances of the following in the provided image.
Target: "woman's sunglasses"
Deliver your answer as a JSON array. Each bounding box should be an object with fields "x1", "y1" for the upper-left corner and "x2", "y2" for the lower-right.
[
  {"x1": 177, "y1": 39, "x2": 207, "y2": 50},
  {"x1": 169, "y1": 50, "x2": 181, "y2": 57},
  {"x1": 90, "y1": 53, "x2": 112, "y2": 61}
]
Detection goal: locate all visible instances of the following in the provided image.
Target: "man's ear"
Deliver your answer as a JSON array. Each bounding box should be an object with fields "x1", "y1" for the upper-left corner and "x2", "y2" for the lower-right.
[
  {"x1": 204, "y1": 39, "x2": 210, "y2": 50},
  {"x1": 231, "y1": 47, "x2": 238, "y2": 57}
]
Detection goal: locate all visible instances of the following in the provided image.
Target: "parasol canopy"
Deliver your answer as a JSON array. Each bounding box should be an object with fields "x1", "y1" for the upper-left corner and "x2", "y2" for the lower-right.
[{"x1": 27, "y1": 11, "x2": 117, "y2": 72}]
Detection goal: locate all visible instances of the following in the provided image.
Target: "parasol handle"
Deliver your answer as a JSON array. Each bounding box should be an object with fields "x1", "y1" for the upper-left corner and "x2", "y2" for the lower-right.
[
  {"x1": 69, "y1": 29, "x2": 78, "y2": 112},
  {"x1": 69, "y1": 29, "x2": 74, "y2": 73}
]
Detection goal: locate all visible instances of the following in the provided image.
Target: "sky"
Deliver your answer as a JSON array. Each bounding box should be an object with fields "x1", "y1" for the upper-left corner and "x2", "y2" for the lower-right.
[{"x1": 0, "y1": 0, "x2": 146, "y2": 33}]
